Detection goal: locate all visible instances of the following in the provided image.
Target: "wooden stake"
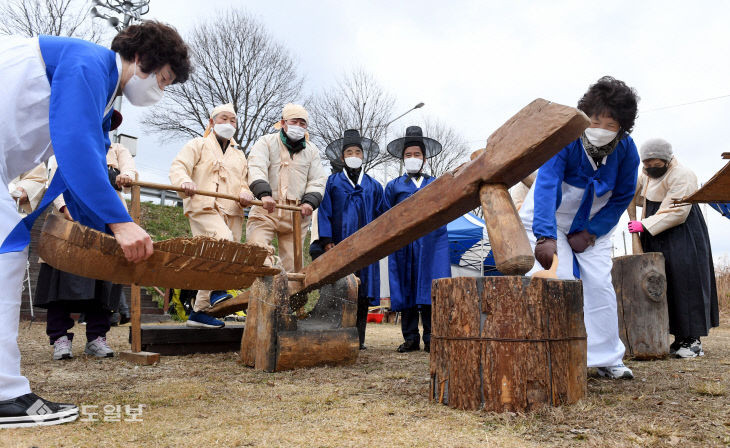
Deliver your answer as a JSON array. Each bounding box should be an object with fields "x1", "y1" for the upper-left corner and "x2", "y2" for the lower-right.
[
  {"x1": 121, "y1": 177, "x2": 159, "y2": 365},
  {"x1": 627, "y1": 197, "x2": 643, "y2": 255},
  {"x1": 292, "y1": 207, "x2": 303, "y2": 273},
  {"x1": 479, "y1": 183, "x2": 534, "y2": 275}
]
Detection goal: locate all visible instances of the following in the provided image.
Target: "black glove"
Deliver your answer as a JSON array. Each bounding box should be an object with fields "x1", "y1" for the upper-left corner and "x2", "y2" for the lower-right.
[
  {"x1": 534, "y1": 238, "x2": 557, "y2": 269},
  {"x1": 567, "y1": 230, "x2": 596, "y2": 253}
]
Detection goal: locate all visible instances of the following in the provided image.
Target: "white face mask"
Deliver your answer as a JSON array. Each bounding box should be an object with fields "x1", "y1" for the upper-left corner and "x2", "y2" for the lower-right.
[
  {"x1": 213, "y1": 123, "x2": 236, "y2": 140},
  {"x1": 344, "y1": 157, "x2": 363, "y2": 169},
  {"x1": 584, "y1": 127, "x2": 618, "y2": 147},
  {"x1": 404, "y1": 157, "x2": 423, "y2": 174},
  {"x1": 285, "y1": 124, "x2": 306, "y2": 142},
  {"x1": 122, "y1": 62, "x2": 164, "y2": 107}
]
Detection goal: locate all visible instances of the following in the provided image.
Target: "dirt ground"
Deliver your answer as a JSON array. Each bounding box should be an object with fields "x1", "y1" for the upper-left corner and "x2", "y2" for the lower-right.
[{"x1": 4, "y1": 317, "x2": 729, "y2": 448}]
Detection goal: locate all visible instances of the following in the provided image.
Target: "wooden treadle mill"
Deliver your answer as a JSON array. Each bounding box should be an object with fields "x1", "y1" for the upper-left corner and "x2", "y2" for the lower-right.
[{"x1": 39, "y1": 99, "x2": 597, "y2": 412}]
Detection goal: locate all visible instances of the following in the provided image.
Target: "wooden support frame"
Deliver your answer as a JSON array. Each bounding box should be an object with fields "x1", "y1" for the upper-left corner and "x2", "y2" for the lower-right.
[
  {"x1": 294, "y1": 99, "x2": 589, "y2": 295},
  {"x1": 120, "y1": 177, "x2": 160, "y2": 366}
]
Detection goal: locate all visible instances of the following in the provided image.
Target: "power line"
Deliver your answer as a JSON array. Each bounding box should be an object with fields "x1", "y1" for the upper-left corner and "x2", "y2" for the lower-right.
[{"x1": 641, "y1": 93, "x2": 730, "y2": 113}]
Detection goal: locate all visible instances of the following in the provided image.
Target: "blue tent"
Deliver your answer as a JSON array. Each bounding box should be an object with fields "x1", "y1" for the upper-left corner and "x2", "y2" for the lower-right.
[
  {"x1": 709, "y1": 202, "x2": 730, "y2": 219},
  {"x1": 446, "y1": 213, "x2": 500, "y2": 275}
]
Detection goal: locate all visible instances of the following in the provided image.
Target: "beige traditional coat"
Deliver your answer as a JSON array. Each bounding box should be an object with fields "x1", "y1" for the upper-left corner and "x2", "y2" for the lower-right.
[
  {"x1": 169, "y1": 132, "x2": 250, "y2": 217},
  {"x1": 634, "y1": 158, "x2": 698, "y2": 236},
  {"x1": 106, "y1": 143, "x2": 137, "y2": 211},
  {"x1": 8, "y1": 162, "x2": 47, "y2": 215},
  {"x1": 246, "y1": 133, "x2": 328, "y2": 203}
]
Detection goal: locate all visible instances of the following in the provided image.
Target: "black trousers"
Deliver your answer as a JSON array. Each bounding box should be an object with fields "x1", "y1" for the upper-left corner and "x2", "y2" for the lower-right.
[
  {"x1": 400, "y1": 305, "x2": 431, "y2": 344},
  {"x1": 356, "y1": 291, "x2": 371, "y2": 346},
  {"x1": 46, "y1": 301, "x2": 111, "y2": 345}
]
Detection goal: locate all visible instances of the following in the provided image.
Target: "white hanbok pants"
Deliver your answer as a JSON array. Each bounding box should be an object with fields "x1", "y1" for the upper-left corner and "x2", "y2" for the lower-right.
[
  {"x1": 520, "y1": 183, "x2": 625, "y2": 368},
  {"x1": 0, "y1": 36, "x2": 53, "y2": 400}
]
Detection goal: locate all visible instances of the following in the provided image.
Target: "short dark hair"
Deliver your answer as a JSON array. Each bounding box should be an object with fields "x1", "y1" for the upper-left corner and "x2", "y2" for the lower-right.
[
  {"x1": 577, "y1": 76, "x2": 640, "y2": 135},
  {"x1": 111, "y1": 21, "x2": 191, "y2": 84}
]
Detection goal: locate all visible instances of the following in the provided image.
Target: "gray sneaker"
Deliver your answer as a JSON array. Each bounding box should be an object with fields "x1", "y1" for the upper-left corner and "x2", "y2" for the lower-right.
[
  {"x1": 52, "y1": 336, "x2": 73, "y2": 361},
  {"x1": 84, "y1": 336, "x2": 114, "y2": 358},
  {"x1": 596, "y1": 363, "x2": 634, "y2": 379}
]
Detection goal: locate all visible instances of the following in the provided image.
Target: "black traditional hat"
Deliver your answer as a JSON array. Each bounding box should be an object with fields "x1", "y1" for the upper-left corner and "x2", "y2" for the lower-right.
[
  {"x1": 386, "y1": 126, "x2": 442, "y2": 159},
  {"x1": 325, "y1": 129, "x2": 380, "y2": 172}
]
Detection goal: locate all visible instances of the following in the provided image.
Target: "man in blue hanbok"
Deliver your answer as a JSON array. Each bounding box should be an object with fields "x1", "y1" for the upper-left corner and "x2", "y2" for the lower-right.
[
  {"x1": 385, "y1": 126, "x2": 451, "y2": 353},
  {"x1": 0, "y1": 22, "x2": 190, "y2": 427},
  {"x1": 519, "y1": 76, "x2": 640, "y2": 379},
  {"x1": 318, "y1": 129, "x2": 386, "y2": 350}
]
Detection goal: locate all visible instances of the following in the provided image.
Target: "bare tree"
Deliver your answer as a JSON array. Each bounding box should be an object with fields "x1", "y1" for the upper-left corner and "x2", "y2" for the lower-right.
[
  {"x1": 308, "y1": 69, "x2": 396, "y2": 173},
  {"x1": 0, "y1": 0, "x2": 106, "y2": 42},
  {"x1": 143, "y1": 9, "x2": 303, "y2": 153}
]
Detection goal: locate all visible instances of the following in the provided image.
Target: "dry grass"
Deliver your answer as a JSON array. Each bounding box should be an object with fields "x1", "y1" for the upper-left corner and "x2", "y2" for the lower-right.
[
  {"x1": 4, "y1": 321, "x2": 730, "y2": 448},
  {"x1": 716, "y1": 263, "x2": 730, "y2": 316}
]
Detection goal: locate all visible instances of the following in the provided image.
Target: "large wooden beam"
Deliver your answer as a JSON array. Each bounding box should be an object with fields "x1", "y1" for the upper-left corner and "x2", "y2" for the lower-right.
[{"x1": 295, "y1": 99, "x2": 589, "y2": 294}]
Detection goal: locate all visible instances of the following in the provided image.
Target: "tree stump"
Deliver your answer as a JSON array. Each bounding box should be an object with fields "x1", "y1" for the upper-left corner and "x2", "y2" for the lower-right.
[
  {"x1": 612, "y1": 253, "x2": 669, "y2": 360},
  {"x1": 430, "y1": 276, "x2": 586, "y2": 412}
]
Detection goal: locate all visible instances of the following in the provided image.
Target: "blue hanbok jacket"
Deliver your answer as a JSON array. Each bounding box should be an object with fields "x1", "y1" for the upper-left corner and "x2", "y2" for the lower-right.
[
  {"x1": 532, "y1": 136, "x2": 640, "y2": 240},
  {"x1": 1, "y1": 36, "x2": 131, "y2": 253},
  {"x1": 384, "y1": 174, "x2": 451, "y2": 311},
  {"x1": 318, "y1": 171, "x2": 386, "y2": 300}
]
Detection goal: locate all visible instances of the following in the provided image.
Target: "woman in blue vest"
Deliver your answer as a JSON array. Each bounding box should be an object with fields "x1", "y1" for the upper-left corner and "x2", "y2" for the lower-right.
[
  {"x1": 318, "y1": 129, "x2": 386, "y2": 349},
  {"x1": 519, "y1": 76, "x2": 640, "y2": 379},
  {"x1": 0, "y1": 22, "x2": 190, "y2": 428},
  {"x1": 385, "y1": 126, "x2": 451, "y2": 353}
]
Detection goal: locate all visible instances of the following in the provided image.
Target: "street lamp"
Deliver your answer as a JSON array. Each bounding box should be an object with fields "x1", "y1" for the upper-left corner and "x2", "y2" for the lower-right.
[
  {"x1": 90, "y1": 0, "x2": 150, "y2": 31},
  {"x1": 385, "y1": 102, "x2": 425, "y2": 128}
]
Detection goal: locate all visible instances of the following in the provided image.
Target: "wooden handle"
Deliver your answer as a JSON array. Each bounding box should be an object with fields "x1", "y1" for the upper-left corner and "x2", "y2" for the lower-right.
[
  {"x1": 131, "y1": 180, "x2": 303, "y2": 212},
  {"x1": 626, "y1": 198, "x2": 643, "y2": 255},
  {"x1": 480, "y1": 183, "x2": 535, "y2": 275}
]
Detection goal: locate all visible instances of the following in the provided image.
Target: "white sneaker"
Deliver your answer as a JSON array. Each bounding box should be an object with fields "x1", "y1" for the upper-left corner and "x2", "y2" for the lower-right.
[
  {"x1": 84, "y1": 336, "x2": 114, "y2": 358},
  {"x1": 52, "y1": 336, "x2": 73, "y2": 360},
  {"x1": 596, "y1": 363, "x2": 634, "y2": 379},
  {"x1": 675, "y1": 338, "x2": 703, "y2": 358}
]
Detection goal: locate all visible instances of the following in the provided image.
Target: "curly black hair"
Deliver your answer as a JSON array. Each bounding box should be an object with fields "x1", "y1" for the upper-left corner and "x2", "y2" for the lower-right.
[
  {"x1": 111, "y1": 21, "x2": 191, "y2": 84},
  {"x1": 577, "y1": 76, "x2": 640, "y2": 135}
]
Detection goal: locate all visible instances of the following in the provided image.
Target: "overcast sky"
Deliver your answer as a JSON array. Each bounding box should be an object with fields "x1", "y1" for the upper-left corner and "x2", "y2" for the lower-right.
[{"x1": 114, "y1": 0, "x2": 730, "y2": 262}]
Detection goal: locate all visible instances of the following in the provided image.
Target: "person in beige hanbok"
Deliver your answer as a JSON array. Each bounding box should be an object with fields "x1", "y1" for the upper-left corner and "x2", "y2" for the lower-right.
[
  {"x1": 170, "y1": 103, "x2": 254, "y2": 328},
  {"x1": 246, "y1": 104, "x2": 328, "y2": 282}
]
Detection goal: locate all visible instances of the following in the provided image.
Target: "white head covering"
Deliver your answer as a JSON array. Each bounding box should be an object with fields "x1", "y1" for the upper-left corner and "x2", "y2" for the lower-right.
[
  {"x1": 204, "y1": 103, "x2": 236, "y2": 137},
  {"x1": 640, "y1": 138, "x2": 673, "y2": 161},
  {"x1": 273, "y1": 103, "x2": 309, "y2": 130}
]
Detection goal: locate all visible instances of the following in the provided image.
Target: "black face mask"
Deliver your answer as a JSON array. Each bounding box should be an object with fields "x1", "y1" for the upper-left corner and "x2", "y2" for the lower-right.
[{"x1": 646, "y1": 166, "x2": 668, "y2": 178}]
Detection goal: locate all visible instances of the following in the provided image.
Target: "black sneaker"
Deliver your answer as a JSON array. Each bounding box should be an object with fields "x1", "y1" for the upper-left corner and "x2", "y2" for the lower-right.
[
  {"x1": 397, "y1": 340, "x2": 420, "y2": 353},
  {"x1": 359, "y1": 344, "x2": 367, "y2": 350},
  {"x1": 0, "y1": 393, "x2": 78, "y2": 428},
  {"x1": 675, "y1": 338, "x2": 703, "y2": 358},
  {"x1": 119, "y1": 314, "x2": 131, "y2": 325}
]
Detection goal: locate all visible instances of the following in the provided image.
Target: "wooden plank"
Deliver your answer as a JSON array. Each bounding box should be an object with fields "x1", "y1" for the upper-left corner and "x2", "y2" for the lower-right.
[
  {"x1": 297, "y1": 99, "x2": 589, "y2": 295},
  {"x1": 479, "y1": 184, "x2": 534, "y2": 274},
  {"x1": 676, "y1": 157, "x2": 730, "y2": 203},
  {"x1": 206, "y1": 290, "x2": 250, "y2": 318},
  {"x1": 275, "y1": 328, "x2": 359, "y2": 371},
  {"x1": 132, "y1": 324, "x2": 245, "y2": 345},
  {"x1": 120, "y1": 351, "x2": 159, "y2": 366}
]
